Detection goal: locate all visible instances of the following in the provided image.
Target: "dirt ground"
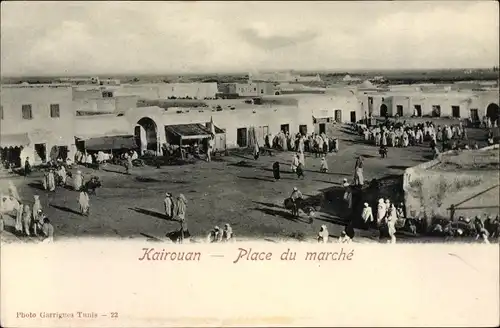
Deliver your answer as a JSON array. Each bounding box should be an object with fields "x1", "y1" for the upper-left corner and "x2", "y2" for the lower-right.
[{"x1": 0, "y1": 124, "x2": 494, "y2": 243}]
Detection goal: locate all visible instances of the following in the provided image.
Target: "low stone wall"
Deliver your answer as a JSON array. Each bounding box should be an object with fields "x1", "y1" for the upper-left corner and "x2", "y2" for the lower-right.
[{"x1": 403, "y1": 145, "x2": 500, "y2": 221}]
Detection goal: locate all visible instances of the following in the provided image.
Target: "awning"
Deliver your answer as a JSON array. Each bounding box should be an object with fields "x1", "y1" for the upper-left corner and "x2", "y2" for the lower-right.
[
  {"x1": 0, "y1": 133, "x2": 31, "y2": 148},
  {"x1": 165, "y1": 124, "x2": 224, "y2": 140},
  {"x1": 82, "y1": 135, "x2": 137, "y2": 151}
]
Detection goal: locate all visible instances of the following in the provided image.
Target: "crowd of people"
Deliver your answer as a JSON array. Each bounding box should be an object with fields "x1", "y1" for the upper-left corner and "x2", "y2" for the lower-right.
[
  {"x1": 265, "y1": 131, "x2": 340, "y2": 155},
  {"x1": 0, "y1": 182, "x2": 54, "y2": 242},
  {"x1": 355, "y1": 119, "x2": 484, "y2": 159}
]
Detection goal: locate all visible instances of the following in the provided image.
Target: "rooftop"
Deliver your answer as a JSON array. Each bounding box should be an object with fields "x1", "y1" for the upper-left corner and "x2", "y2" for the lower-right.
[{"x1": 431, "y1": 146, "x2": 500, "y2": 172}]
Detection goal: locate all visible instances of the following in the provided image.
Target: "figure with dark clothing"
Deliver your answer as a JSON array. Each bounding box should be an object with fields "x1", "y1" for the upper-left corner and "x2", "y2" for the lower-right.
[
  {"x1": 272, "y1": 161, "x2": 281, "y2": 181},
  {"x1": 379, "y1": 145, "x2": 388, "y2": 158},
  {"x1": 24, "y1": 157, "x2": 31, "y2": 177},
  {"x1": 296, "y1": 162, "x2": 305, "y2": 179}
]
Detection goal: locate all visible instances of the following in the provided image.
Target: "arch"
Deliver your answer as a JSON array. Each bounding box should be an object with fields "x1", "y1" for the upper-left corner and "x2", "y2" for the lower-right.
[
  {"x1": 380, "y1": 104, "x2": 388, "y2": 117},
  {"x1": 274, "y1": 91, "x2": 281, "y2": 95},
  {"x1": 486, "y1": 103, "x2": 499, "y2": 125},
  {"x1": 135, "y1": 117, "x2": 158, "y2": 155}
]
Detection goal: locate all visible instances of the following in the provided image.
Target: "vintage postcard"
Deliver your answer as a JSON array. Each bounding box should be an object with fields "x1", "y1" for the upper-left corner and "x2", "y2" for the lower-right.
[{"x1": 1, "y1": 1, "x2": 499, "y2": 327}]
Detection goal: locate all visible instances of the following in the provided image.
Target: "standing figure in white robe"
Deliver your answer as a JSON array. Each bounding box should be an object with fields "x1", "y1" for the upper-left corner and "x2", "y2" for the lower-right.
[
  {"x1": 318, "y1": 225, "x2": 329, "y2": 243},
  {"x1": 298, "y1": 137, "x2": 305, "y2": 153},
  {"x1": 386, "y1": 204, "x2": 398, "y2": 244},
  {"x1": 320, "y1": 156, "x2": 328, "y2": 173},
  {"x1": 361, "y1": 202, "x2": 374, "y2": 224},
  {"x1": 74, "y1": 170, "x2": 83, "y2": 191},
  {"x1": 22, "y1": 204, "x2": 32, "y2": 236},
  {"x1": 78, "y1": 190, "x2": 90, "y2": 216},
  {"x1": 376, "y1": 198, "x2": 386, "y2": 226},
  {"x1": 32, "y1": 195, "x2": 42, "y2": 222},
  {"x1": 14, "y1": 202, "x2": 23, "y2": 232},
  {"x1": 298, "y1": 151, "x2": 305, "y2": 168},
  {"x1": 164, "y1": 193, "x2": 174, "y2": 219},
  {"x1": 47, "y1": 170, "x2": 56, "y2": 192},
  {"x1": 58, "y1": 166, "x2": 67, "y2": 186},
  {"x1": 291, "y1": 154, "x2": 299, "y2": 172}
]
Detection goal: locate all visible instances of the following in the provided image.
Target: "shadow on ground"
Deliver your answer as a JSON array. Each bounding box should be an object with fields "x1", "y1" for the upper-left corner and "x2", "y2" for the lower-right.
[
  {"x1": 129, "y1": 207, "x2": 176, "y2": 222},
  {"x1": 50, "y1": 204, "x2": 81, "y2": 216}
]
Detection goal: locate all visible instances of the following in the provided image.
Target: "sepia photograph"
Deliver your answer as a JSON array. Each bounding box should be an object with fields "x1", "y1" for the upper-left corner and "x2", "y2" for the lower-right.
[{"x1": 1, "y1": 1, "x2": 499, "y2": 327}]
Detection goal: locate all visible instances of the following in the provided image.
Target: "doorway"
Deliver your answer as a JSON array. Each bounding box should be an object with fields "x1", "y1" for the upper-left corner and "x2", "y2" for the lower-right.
[
  {"x1": 280, "y1": 124, "x2": 290, "y2": 134},
  {"x1": 414, "y1": 105, "x2": 422, "y2": 117},
  {"x1": 432, "y1": 105, "x2": 441, "y2": 117},
  {"x1": 486, "y1": 103, "x2": 499, "y2": 125},
  {"x1": 334, "y1": 109, "x2": 342, "y2": 122},
  {"x1": 136, "y1": 117, "x2": 158, "y2": 154},
  {"x1": 34, "y1": 143, "x2": 47, "y2": 163},
  {"x1": 237, "y1": 128, "x2": 248, "y2": 147},
  {"x1": 380, "y1": 104, "x2": 388, "y2": 117},
  {"x1": 299, "y1": 125, "x2": 308, "y2": 136},
  {"x1": 396, "y1": 105, "x2": 403, "y2": 117},
  {"x1": 319, "y1": 123, "x2": 326, "y2": 134},
  {"x1": 470, "y1": 109, "x2": 479, "y2": 122},
  {"x1": 452, "y1": 106, "x2": 460, "y2": 118},
  {"x1": 350, "y1": 111, "x2": 356, "y2": 123}
]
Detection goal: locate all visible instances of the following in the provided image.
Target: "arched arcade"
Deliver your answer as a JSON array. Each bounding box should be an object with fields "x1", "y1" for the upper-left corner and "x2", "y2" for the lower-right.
[
  {"x1": 486, "y1": 103, "x2": 499, "y2": 125},
  {"x1": 135, "y1": 117, "x2": 159, "y2": 155}
]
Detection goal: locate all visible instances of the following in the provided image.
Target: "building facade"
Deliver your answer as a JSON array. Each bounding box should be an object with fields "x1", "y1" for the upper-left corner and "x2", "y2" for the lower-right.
[
  {"x1": 219, "y1": 82, "x2": 277, "y2": 97},
  {"x1": 0, "y1": 84, "x2": 75, "y2": 166},
  {"x1": 359, "y1": 89, "x2": 500, "y2": 121}
]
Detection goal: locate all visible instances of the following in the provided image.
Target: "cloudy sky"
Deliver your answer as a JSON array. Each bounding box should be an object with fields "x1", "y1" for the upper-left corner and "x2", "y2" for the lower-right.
[{"x1": 1, "y1": 1, "x2": 498, "y2": 76}]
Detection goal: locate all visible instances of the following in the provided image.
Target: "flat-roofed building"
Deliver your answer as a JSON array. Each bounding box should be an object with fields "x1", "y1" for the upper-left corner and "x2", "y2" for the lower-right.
[{"x1": 0, "y1": 84, "x2": 75, "y2": 166}]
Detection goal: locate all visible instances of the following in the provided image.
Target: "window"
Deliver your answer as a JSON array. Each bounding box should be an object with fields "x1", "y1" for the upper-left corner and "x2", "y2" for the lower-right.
[
  {"x1": 50, "y1": 104, "x2": 60, "y2": 118},
  {"x1": 396, "y1": 105, "x2": 403, "y2": 116},
  {"x1": 261, "y1": 89, "x2": 264, "y2": 94},
  {"x1": 254, "y1": 88, "x2": 257, "y2": 91},
  {"x1": 452, "y1": 105, "x2": 460, "y2": 118},
  {"x1": 22, "y1": 104, "x2": 33, "y2": 120},
  {"x1": 326, "y1": 118, "x2": 331, "y2": 123},
  {"x1": 0, "y1": 106, "x2": 3, "y2": 120},
  {"x1": 280, "y1": 124, "x2": 290, "y2": 133}
]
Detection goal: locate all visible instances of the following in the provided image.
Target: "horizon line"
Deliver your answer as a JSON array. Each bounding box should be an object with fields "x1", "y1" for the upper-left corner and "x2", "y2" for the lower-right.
[{"x1": 1, "y1": 67, "x2": 498, "y2": 79}]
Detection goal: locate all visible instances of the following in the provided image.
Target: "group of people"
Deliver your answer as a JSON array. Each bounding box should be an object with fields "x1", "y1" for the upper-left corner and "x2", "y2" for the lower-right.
[
  {"x1": 356, "y1": 119, "x2": 482, "y2": 159},
  {"x1": 317, "y1": 225, "x2": 352, "y2": 243},
  {"x1": 0, "y1": 182, "x2": 54, "y2": 242},
  {"x1": 428, "y1": 214, "x2": 500, "y2": 243},
  {"x1": 206, "y1": 224, "x2": 233, "y2": 243},
  {"x1": 264, "y1": 131, "x2": 340, "y2": 156}
]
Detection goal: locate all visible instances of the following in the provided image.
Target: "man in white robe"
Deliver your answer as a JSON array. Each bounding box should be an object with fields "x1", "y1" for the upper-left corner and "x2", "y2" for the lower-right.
[
  {"x1": 318, "y1": 225, "x2": 329, "y2": 243},
  {"x1": 74, "y1": 171, "x2": 83, "y2": 191},
  {"x1": 361, "y1": 202, "x2": 374, "y2": 225},
  {"x1": 164, "y1": 193, "x2": 174, "y2": 219}
]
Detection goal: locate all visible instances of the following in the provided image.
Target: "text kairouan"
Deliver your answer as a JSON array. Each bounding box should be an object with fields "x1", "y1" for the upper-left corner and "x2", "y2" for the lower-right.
[{"x1": 138, "y1": 248, "x2": 201, "y2": 261}]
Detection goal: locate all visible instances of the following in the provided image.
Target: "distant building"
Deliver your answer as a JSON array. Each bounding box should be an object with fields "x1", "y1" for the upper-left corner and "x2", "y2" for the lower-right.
[
  {"x1": 342, "y1": 74, "x2": 362, "y2": 83},
  {"x1": 113, "y1": 82, "x2": 218, "y2": 100},
  {"x1": 249, "y1": 71, "x2": 322, "y2": 83},
  {"x1": 219, "y1": 82, "x2": 277, "y2": 97}
]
